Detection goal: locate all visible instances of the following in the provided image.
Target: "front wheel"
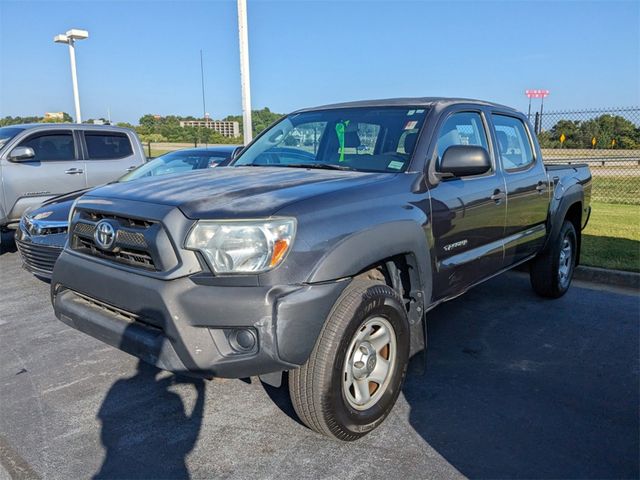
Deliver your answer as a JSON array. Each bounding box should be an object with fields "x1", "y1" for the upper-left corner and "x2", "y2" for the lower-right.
[
  {"x1": 530, "y1": 220, "x2": 577, "y2": 298},
  {"x1": 289, "y1": 279, "x2": 410, "y2": 441}
]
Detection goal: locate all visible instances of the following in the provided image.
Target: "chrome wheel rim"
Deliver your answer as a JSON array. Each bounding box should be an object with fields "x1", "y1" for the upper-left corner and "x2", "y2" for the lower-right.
[
  {"x1": 558, "y1": 236, "x2": 573, "y2": 289},
  {"x1": 342, "y1": 316, "x2": 397, "y2": 411}
]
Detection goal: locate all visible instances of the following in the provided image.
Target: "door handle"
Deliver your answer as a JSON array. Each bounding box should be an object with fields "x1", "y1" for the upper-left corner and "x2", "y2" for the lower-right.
[
  {"x1": 65, "y1": 168, "x2": 84, "y2": 175},
  {"x1": 536, "y1": 182, "x2": 547, "y2": 193},
  {"x1": 491, "y1": 189, "x2": 506, "y2": 203},
  {"x1": 126, "y1": 166, "x2": 137, "y2": 172}
]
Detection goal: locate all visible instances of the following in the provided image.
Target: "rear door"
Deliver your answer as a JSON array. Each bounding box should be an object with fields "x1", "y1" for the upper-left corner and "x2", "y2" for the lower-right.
[
  {"x1": 2, "y1": 130, "x2": 86, "y2": 222},
  {"x1": 81, "y1": 130, "x2": 140, "y2": 187},
  {"x1": 490, "y1": 113, "x2": 549, "y2": 264},
  {"x1": 428, "y1": 109, "x2": 507, "y2": 299}
]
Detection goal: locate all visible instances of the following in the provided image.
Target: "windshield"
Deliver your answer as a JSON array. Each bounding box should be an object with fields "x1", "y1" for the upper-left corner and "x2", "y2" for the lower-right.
[
  {"x1": 233, "y1": 107, "x2": 428, "y2": 173},
  {"x1": 118, "y1": 149, "x2": 231, "y2": 182},
  {"x1": 0, "y1": 127, "x2": 25, "y2": 149}
]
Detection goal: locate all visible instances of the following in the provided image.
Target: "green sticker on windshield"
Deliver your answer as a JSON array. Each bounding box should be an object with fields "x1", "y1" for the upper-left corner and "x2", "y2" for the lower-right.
[
  {"x1": 335, "y1": 120, "x2": 349, "y2": 162},
  {"x1": 388, "y1": 160, "x2": 404, "y2": 170}
]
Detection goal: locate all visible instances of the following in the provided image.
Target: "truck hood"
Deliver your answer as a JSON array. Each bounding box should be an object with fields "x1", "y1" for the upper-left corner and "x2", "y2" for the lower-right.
[{"x1": 87, "y1": 166, "x2": 394, "y2": 219}]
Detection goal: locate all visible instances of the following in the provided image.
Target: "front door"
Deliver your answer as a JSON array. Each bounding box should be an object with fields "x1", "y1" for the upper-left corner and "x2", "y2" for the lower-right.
[
  {"x1": 2, "y1": 130, "x2": 86, "y2": 222},
  {"x1": 429, "y1": 110, "x2": 507, "y2": 299}
]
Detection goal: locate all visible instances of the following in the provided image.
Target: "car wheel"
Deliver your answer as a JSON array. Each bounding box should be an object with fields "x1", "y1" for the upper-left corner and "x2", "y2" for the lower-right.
[
  {"x1": 530, "y1": 220, "x2": 577, "y2": 298},
  {"x1": 289, "y1": 279, "x2": 410, "y2": 441}
]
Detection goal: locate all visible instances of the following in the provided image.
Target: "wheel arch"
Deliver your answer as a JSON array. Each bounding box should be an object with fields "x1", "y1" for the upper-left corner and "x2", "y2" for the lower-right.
[
  {"x1": 306, "y1": 220, "x2": 432, "y2": 357},
  {"x1": 544, "y1": 183, "x2": 584, "y2": 255}
]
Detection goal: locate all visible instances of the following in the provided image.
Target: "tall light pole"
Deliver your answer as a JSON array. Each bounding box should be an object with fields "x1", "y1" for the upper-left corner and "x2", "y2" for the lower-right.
[
  {"x1": 54, "y1": 29, "x2": 89, "y2": 123},
  {"x1": 237, "y1": 0, "x2": 253, "y2": 144},
  {"x1": 524, "y1": 89, "x2": 550, "y2": 134}
]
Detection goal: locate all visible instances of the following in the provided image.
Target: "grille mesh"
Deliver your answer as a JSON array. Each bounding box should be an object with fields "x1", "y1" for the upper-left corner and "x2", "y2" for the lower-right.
[{"x1": 70, "y1": 213, "x2": 157, "y2": 270}]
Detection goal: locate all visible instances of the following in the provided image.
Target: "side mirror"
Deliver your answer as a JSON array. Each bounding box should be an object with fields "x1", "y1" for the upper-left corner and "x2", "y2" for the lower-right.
[
  {"x1": 439, "y1": 145, "x2": 491, "y2": 177},
  {"x1": 8, "y1": 146, "x2": 36, "y2": 162}
]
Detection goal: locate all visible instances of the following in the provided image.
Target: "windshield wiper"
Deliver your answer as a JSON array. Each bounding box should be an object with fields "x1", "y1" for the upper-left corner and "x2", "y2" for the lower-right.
[{"x1": 277, "y1": 163, "x2": 357, "y2": 171}]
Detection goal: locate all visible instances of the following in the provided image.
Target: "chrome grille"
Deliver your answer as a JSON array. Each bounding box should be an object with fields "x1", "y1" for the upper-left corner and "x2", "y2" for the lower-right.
[
  {"x1": 16, "y1": 238, "x2": 63, "y2": 276},
  {"x1": 70, "y1": 210, "x2": 158, "y2": 270}
]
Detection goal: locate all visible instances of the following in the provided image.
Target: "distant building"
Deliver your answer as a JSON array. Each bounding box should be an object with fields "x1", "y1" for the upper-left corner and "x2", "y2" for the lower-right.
[
  {"x1": 44, "y1": 112, "x2": 65, "y2": 121},
  {"x1": 179, "y1": 120, "x2": 240, "y2": 138}
]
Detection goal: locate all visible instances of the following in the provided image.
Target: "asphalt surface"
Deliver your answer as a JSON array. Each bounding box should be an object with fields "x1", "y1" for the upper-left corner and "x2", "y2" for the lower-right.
[{"x1": 0, "y1": 231, "x2": 638, "y2": 479}]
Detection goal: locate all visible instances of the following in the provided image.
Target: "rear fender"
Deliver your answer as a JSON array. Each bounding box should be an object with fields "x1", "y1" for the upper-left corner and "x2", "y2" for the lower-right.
[{"x1": 544, "y1": 180, "x2": 584, "y2": 251}]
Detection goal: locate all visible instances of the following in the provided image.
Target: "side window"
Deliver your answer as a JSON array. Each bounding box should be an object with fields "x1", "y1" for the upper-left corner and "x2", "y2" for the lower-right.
[
  {"x1": 84, "y1": 132, "x2": 133, "y2": 160},
  {"x1": 436, "y1": 112, "x2": 488, "y2": 167},
  {"x1": 492, "y1": 115, "x2": 534, "y2": 171},
  {"x1": 20, "y1": 132, "x2": 75, "y2": 161}
]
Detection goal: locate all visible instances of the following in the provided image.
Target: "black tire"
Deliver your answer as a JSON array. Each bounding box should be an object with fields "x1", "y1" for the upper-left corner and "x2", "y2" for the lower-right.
[
  {"x1": 530, "y1": 220, "x2": 577, "y2": 298},
  {"x1": 289, "y1": 279, "x2": 410, "y2": 441}
]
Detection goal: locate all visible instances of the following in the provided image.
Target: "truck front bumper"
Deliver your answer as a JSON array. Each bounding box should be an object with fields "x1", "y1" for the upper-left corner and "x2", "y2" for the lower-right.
[{"x1": 51, "y1": 250, "x2": 349, "y2": 378}]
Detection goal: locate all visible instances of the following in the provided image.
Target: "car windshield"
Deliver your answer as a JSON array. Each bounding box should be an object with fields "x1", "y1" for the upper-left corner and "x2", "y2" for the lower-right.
[
  {"x1": 0, "y1": 127, "x2": 25, "y2": 149},
  {"x1": 118, "y1": 149, "x2": 231, "y2": 182},
  {"x1": 233, "y1": 107, "x2": 428, "y2": 173}
]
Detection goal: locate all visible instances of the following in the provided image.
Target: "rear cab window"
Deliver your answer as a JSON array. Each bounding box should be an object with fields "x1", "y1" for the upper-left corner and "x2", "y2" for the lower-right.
[
  {"x1": 84, "y1": 131, "x2": 133, "y2": 160},
  {"x1": 492, "y1": 114, "x2": 535, "y2": 171}
]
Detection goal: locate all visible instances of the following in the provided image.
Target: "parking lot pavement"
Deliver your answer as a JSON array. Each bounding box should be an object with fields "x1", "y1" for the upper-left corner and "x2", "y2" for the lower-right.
[{"x1": 1, "y1": 232, "x2": 638, "y2": 479}]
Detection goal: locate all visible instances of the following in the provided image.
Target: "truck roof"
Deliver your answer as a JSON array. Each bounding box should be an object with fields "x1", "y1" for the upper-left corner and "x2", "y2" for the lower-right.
[
  {"x1": 3, "y1": 123, "x2": 136, "y2": 133},
  {"x1": 294, "y1": 97, "x2": 519, "y2": 113}
]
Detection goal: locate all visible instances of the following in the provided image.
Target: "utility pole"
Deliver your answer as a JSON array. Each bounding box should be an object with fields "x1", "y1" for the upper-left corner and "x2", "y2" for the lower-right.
[
  {"x1": 237, "y1": 0, "x2": 253, "y2": 145},
  {"x1": 200, "y1": 49, "x2": 207, "y2": 119},
  {"x1": 200, "y1": 49, "x2": 207, "y2": 147}
]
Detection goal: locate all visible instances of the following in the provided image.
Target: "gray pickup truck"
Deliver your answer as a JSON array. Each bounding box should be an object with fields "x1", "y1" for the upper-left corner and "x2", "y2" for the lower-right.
[
  {"x1": 51, "y1": 98, "x2": 591, "y2": 440},
  {"x1": 0, "y1": 124, "x2": 145, "y2": 247}
]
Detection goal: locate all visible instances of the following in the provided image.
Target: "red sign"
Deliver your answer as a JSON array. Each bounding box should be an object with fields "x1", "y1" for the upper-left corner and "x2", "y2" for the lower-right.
[{"x1": 525, "y1": 89, "x2": 550, "y2": 98}]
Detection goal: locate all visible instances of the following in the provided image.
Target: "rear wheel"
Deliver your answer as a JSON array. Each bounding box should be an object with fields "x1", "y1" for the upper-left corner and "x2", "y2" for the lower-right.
[
  {"x1": 289, "y1": 279, "x2": 410, "y2": 441},
  {"x1": 530, "y1": 220, "x2": 577, "y2": 298}
]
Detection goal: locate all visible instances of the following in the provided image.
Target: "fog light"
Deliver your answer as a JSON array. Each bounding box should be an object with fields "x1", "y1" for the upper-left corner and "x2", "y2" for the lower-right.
[{"x1": 228, "y1": 328, "x2": 256, "y2": 352}]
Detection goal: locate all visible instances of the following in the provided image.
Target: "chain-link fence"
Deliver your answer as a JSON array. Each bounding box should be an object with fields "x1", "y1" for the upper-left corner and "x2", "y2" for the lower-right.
[{"x1": 531, "y1": 107, "x2": 639, "y2": 205}]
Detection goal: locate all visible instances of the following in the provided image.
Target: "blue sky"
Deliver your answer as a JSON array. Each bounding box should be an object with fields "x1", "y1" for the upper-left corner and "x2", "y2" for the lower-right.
[{"x1": 0, "y1": 0, "x2": 638, "y2": 124}]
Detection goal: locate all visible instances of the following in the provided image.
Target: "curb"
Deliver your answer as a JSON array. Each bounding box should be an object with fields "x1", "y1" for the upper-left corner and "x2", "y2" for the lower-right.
[{"x1": 574, "y1": 265, "x2": 640, "y2": 290}]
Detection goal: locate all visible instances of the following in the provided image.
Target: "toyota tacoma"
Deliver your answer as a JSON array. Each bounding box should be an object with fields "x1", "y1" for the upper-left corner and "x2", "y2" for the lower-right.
[{"x1": 51, "y1": 98, "x2": 591, "y2": 440}]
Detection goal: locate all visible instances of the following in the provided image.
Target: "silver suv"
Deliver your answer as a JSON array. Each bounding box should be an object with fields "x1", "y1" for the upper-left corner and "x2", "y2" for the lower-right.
[{"x1": 0, "y1": 124, "x2": 145, "y2": 237}]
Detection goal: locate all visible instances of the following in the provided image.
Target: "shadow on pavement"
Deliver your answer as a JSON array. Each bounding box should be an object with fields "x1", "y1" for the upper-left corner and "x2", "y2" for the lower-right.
[
  {"x1": 95, "y1": 321, "x2": 205, "y2": 479},
  {"x1": 0, "y1": 230, "x2": 17, "y2": 254},
  {"x1": 260, "y1": 373, "x2": 306, "y2": 427},
  {"x1": 403, "y1": 273, "x2": 639, "y2": 479}
]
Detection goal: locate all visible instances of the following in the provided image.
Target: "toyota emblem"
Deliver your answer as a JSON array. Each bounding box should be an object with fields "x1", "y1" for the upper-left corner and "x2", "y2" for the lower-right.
[{"x1": 94, "y1": 220, "x2": 116, "y2": 250}]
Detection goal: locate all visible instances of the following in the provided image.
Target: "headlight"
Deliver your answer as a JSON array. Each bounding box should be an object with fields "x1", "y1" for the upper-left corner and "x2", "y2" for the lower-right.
[{"x1": 185, "y1": 218, "x2": 296, "y2": 274}]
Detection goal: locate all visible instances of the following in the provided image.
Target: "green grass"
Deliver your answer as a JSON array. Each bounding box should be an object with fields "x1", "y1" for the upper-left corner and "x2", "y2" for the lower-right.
[
  {"x1": 581, "y1": 202, "x2": 640, "y2": 272},
  {"x1": 591, "y1": 175, "x2": 640, "y2": 205},
  {"x1": 148, "y1": 148, "x2": 172, "y2": 158}
]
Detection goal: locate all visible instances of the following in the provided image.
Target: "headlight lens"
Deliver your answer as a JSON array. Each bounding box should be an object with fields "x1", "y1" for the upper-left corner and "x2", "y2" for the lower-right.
[{"x1": 185, "y1": 218, "x2": 296, "y2": 274}]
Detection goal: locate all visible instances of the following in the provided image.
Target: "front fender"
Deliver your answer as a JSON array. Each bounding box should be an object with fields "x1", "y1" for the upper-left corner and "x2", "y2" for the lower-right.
[{"x1": 307, "y1": 220, "x2": 432, "y2": 299}]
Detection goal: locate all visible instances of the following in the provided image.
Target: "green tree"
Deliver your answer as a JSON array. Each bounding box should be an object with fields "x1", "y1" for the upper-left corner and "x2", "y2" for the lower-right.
[
  {"x1": 540, "y1": 114, "x2": 640, "y2": 149},
  {"x1": 224, "y1": 107, "x2": 284, "y2": 137}
]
